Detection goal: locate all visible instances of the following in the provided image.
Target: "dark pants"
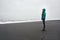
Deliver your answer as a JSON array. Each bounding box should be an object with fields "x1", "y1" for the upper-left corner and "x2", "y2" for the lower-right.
[{"x1": 42, "y1": 20, "x2": 45, "y2": 30}]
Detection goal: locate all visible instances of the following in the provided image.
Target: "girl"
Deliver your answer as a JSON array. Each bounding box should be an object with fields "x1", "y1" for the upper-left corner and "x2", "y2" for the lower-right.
[{"x1": 41, "y1": 8, "x2": 46, "y2": 31}]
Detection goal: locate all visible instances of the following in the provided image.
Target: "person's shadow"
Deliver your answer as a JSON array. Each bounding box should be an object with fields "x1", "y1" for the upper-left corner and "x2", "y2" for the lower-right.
[{"x1": 40, "y1": 31, "x2": 47, "y2": 40}]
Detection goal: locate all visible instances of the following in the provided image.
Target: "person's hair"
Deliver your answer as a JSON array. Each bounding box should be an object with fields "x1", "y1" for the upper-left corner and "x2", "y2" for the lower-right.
[
  {"x1": 42, "y1": 8, "x2": 46, "y2": 14},
  {"x1": 43, "y1": 8, "x2": 46, "y2": 11},
  {"x1": 42, "y1": 8, "x2": 46, "y2": 13}
]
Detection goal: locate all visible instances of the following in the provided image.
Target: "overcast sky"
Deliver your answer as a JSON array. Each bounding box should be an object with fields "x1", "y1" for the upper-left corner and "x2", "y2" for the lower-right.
[{"x1": 0, "y1": 0, "x2": 60, "y2": 21}]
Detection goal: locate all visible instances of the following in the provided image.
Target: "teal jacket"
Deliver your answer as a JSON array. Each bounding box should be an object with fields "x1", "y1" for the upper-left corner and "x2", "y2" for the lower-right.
[{"x1": 41, "y1": 11, "x2": 46, "y2": 20}]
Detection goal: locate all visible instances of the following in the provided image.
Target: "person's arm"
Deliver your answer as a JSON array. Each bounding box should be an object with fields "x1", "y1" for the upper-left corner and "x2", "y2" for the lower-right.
[{"x1": 44, "y1": 12, "x2": 46, "y2": 19}]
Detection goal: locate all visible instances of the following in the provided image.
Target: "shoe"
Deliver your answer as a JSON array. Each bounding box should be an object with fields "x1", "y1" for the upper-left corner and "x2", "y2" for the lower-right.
[{"x1": 42, "y1": 29, "x2": 45, "y2": 31}]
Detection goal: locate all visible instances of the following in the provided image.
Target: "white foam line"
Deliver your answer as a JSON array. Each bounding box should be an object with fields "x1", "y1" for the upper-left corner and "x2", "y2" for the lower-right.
[{"x1": 0, "y1": 20, "x2": 40, "y2": 24}]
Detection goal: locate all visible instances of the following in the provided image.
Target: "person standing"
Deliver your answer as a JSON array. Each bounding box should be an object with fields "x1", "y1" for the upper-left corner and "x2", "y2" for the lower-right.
[{"x1": 41, "y1": 8, "x2": 46, "y2": 31}]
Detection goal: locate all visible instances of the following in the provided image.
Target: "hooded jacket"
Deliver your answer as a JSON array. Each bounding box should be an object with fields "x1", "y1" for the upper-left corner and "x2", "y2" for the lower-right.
[{"x1": 41, "y1": 9, "x2": 46, "y2": 20}]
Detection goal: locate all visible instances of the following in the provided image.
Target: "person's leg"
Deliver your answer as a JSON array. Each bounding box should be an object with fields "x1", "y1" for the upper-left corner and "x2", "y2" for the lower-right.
[{"x1": 42, "y1": 20, "x2": 45, "y2": 31}]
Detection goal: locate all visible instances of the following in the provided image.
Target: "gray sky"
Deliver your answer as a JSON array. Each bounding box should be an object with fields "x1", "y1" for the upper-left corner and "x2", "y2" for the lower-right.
[{"x1": 0, "y1": 0, "x2": 60, "y2": 21}]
